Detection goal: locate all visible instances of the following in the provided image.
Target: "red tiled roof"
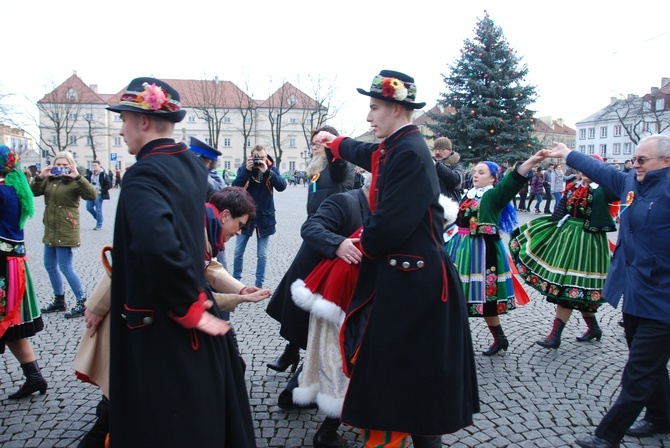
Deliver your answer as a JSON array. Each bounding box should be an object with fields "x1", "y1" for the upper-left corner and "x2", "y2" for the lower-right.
[{"x1": 38, "y1": 74, "x2": 107, "y2": 104}]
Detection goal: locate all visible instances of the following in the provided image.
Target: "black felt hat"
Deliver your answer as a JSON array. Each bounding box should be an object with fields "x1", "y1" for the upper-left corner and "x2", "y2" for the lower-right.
[
  {"x1": 357, "y1": 70, "x2": 426, "y2": 109},
  {"x1": 189, "y1": 137, "x2": 221, "y2": 160},
  {"x1": 107, "y1": 77, "x2": 186, "y2": 123}
]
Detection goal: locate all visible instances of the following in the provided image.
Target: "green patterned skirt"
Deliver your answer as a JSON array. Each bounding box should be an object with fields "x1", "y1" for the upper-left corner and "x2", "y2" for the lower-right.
[{"x1": 509, "y1": 216, "x2": 609, "y2": 313}]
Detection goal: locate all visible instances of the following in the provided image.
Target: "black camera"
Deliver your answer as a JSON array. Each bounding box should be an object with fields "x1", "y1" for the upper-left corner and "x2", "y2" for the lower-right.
[{"x1": 253, "y1": 156, "x2": 263, "y2": 167}]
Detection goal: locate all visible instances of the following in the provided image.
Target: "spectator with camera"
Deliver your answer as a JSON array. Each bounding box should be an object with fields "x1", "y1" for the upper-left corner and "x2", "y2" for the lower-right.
[
  {"x1": 231, "y1": 145, "x2": 287, "y2": 288},
  {"x1": 85, "y1": 161, "x2": 112, "y2": 231},
  {"x1": 31, "y1": 151, "x2": 97, "y2": 318}
]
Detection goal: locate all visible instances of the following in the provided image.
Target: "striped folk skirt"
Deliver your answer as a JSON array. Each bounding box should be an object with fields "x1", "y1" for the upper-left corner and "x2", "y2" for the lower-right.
[{"x1": 509, "y1": 216, "x2": 609, "y2": 313}]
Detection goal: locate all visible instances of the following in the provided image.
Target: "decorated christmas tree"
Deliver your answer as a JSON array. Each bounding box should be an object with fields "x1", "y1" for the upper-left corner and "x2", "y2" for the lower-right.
[{"x1": 427, "y1": 12, "x2": 538, "y2": 164}]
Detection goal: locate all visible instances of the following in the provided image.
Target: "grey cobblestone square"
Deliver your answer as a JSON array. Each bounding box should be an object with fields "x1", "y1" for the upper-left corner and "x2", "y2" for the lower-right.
[{"x1": 1, "y1": 185, "x2": 668, "y2": 447}]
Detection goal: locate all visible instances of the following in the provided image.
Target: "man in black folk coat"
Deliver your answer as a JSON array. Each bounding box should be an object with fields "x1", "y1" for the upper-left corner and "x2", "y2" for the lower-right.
[
  {"x1": 315, "y1": 70, "x2": 479, "y2": 448},
  {"x1": 106, "y1": 78, "x2": 255, "y2": 448}
]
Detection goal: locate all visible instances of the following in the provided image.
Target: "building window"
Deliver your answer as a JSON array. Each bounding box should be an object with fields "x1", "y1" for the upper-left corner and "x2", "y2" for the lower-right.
[
  {"x1": 600, "y1": 127, "x2": 607, "y2": 138},
  {"x1": 66, "y1": 88, "x2": 78, "y2": 101},
  {"x1": 224, "y1": 161, "x2": 231, "y2": 169},
  {"x1": 656, "y1": 98, "x2": 665, "y2": 111},
  {"x1": 599, "y1": 144, "x2": 606, "y2": 156},
  {"x1": 643, "y1": 100, "x2": 652, "y2": 112},
  {"x1": 642, "y1": 122, "x2": 650, "y2": 132},
  {"x1": 51, "y1": 135, "x2": 58, "y2": 145},
  {"x1": 205, "y1": 138, "x2": 212, "y2": 146},
  {"x1": 289, "y1": 117, "x2": 298, "y2": 124},
  {"x1": 223, "y1": 138, "x2": 231, "y2": 147},
  {"x1": 246, "y1": 139, "x2": 251, "y2": 147},
  {"x1": 113, "y1": 114, "x2": 122, "y2": 121},
  {"x1": 114, "y1": 137, "x2": 122, "y2": 146},
  {"x1": 84, "y1": 113, "x2": 93, "y2": 120},
  {"x1": 613, "y1": 143, "x2": 621, "y2": 155},
  {"x1": 224, "y1": 117, "x2": 232, "y2": 123},
  {"x1": 70, "y1": 135, "x2": 78, "y2": 145},
  {"x1": 305, "y1": 117, "x2": 312, "y2": 125},
  {"x1": 68, "y1": 113, "x2": 78, "y2": 120},
  {"x1": 86, "y1": 136, "x2": 93, "y2": 146},
  {"x1": 613, "y1": 125, "x2": 622, "y2": 137},
  {"x1": 588, "y1": 128, "x2": 595, "y2": 139},
  {"x1": 588, "y1": 145, "x2": 595, "y2": 154},
  {"x1": 244, "y1": 117, "x2": 252, "y2": 124},
  {"x1": 579, "y1": 145, "x2": 585, "y2": 153},
  {"x1": 289, "y1": 138, "x2": 296, "y2": 148},
  {"x1": 579, "y1": 129, "x2": 586, "y2": 140},
  {"x1": 289, "y1": 161, "x2": 296, "y2": 171},
  {"x1": 288, "y1": 95, "x2": 297, "y2": 106},
  {"x1": 623, "y1": 143, "x2": 632, "y2": 155},
  {"x1": 188, "y1": 115, "x2": 196, "y2": 123}
]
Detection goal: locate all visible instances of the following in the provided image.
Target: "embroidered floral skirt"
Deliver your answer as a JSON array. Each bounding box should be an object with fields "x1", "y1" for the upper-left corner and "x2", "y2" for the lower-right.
[
  {"x1": 0, "y1": 253, "x2": 44, "y2": 354},
  {"x1": 448, "y1": 234, "x2": 516, "y2": 317},
  {"x1": 508, "y1": 216, "x2": 608, "y2": 313}
]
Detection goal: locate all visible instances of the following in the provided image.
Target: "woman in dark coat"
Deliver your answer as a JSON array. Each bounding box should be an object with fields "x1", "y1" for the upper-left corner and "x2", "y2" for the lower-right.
[
  {"x1": 306, "y1": 126, "x2": 355, "y2": 218},
  {"x1": 266, "y1": 126, "x2": 354, "y2": 374}
]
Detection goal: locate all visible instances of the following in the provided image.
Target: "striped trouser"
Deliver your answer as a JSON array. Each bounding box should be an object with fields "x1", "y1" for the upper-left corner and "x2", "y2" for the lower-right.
[{"x1": 361, "y1": 429, "x2": 409, "y2": 448}]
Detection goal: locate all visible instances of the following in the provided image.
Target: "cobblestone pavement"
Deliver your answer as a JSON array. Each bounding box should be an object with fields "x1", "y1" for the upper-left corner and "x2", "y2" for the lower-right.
[{"x1": 1, "y1": 184, "x2": 668, "y2": 447}]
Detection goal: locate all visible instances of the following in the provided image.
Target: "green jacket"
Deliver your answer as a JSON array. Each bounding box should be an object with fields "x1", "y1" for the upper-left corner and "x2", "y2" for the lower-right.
[{"x1": 31, "y1": 174, "x2": 97, "y2": 247}]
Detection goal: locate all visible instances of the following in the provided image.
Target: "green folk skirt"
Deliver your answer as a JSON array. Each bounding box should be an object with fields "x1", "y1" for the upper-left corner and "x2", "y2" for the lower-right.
[{"x1": 509, "y1": 216, "x2": 609, "y2": 313}]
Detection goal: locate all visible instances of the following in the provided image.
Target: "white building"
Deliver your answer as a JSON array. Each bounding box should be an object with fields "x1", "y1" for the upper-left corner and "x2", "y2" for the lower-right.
[
  {"x1": 37, "y1": 74, "x2": 328, "y2": 175},
  {"x1": 575, "y1": 77, "x2": 670, "y2": 164}
]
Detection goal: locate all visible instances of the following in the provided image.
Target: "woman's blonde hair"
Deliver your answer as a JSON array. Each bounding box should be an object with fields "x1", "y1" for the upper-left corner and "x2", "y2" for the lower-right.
[{"x1": 54, "y1": 151, "x2": 76, "y2": 166}]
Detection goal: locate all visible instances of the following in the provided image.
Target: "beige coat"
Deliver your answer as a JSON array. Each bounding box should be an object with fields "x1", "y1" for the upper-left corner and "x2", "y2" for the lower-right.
[{"x1": 73, "y1": 248, "x2": 247, "y2": 398}]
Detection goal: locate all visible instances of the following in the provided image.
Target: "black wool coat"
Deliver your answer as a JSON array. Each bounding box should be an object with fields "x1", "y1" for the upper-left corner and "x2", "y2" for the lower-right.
[
  {"x1": 331, "y1": 126, "x2": 480, "y2": 435},
  {"x1": 109, "y1": 139, "x2": 255, "y2": 448},
  {"x1": 266, "y1": 188, "x2": 370, "y2": 349},
  {"x1": 306, "y1": 159, "x2": 355, "y2": 218}
]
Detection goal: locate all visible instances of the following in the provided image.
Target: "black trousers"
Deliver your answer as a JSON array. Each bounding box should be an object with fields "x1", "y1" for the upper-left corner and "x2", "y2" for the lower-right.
[
  {"x1": 543, "y1": 186, "x2": 552, "y2": 213},
  {"x1": 596, "y1": 314, "x2": 670, "y2": 442}
]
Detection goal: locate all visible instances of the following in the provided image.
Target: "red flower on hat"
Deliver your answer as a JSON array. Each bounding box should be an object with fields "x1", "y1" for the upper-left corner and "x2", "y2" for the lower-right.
[{"x1": 381, "y1": 78, "x2": 408, "y2": 101}]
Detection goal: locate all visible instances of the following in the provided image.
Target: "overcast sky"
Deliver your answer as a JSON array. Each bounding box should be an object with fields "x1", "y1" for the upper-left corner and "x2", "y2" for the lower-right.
[{"x1": 3, "y1": 0, "x2": 669, "y2": 137}]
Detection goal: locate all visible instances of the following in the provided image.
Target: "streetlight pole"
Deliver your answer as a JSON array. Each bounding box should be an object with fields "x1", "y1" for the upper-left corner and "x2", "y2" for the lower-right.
[{"x1": 300, "y1": 150, "x2": 312, "y2": 168}]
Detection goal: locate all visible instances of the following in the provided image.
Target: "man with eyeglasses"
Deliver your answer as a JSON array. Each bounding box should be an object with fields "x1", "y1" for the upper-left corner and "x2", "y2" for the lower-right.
[
  {"x1": 432, "y1": 136, "x2": 465, "y2": 203},
  {"x1": 549, "y1": 135, "x2": 670, "y2": 448},
  {"x1": 232, "y1": 145, "x2": 287, "y2": 288}
]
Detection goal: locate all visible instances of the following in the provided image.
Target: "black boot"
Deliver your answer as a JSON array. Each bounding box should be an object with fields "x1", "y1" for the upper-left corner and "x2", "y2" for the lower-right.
[
  {"x1": 65, "y1": 298, "x2": 87, "y2": 318},
  {"x1": 313, "y1": 417, "x2": 350, "y2": 448},
  {"x1": 536, "y1": 318, "x2": 566, "y2": 349},
  {"x1": 41, "y1": 294, "x2": 65, "y2": 313},
  {"x1": 278, "y1": 364, "x2": 317, "y2": 410},
  {"x1": 411, "y1": 435, "x2": 443, "y2": 448},
  {"x1": 8, "y1": 360, "x2": 48, "y2": 399},
  {"x1": 267, "y1": 342, "x2": 300, "y2": 373},
  {"x1": 576, "y1": 315, "x2": 603, "y2": 342},
  {"x1": 78, "y1": 396, "x2": 109, "y2": 448},
  {"x1": 483, "y1": 325, "x2": 509, "y2": 356}
]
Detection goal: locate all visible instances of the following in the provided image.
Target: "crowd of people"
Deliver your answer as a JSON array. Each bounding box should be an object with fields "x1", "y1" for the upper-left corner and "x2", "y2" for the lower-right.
[{"x1": 1, "y1": 72, "x2": 669, "y2": 448}]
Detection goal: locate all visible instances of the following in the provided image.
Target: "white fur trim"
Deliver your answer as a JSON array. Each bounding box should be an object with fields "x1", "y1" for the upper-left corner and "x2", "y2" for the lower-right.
[
  {"x1": 291, "y1": 279, "x2": 316, "y2": 311},
  {"x1": 316, "y1": 393, "x2": 345, "y2": 419},
  {"x1": 293, "y1": 383, "x2": 319, "y2": 406},
  {"x1": 311, "y1": 296, "x2": 346, "y2": 327},
  {"x1": 439, "y1": 194, "x2": 460, "y2": 226}
]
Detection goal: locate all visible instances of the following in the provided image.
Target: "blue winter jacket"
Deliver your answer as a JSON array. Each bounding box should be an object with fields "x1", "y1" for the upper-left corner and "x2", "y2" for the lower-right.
[
  {"x1": 567, "y1": 151, "x2": 670, "y2": 323},
  {"x1": 232, "y1": 158, "x2": 287, "y2": 237}
]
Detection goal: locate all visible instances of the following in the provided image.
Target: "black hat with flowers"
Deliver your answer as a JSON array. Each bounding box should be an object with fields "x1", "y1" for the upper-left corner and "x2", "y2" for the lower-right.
[
  {"x1": 107, "y1": 77, "x2": 186, "y2": 123},
  {"x1": 357, "y1": 70, "x2": 426, "y2": 110}
]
